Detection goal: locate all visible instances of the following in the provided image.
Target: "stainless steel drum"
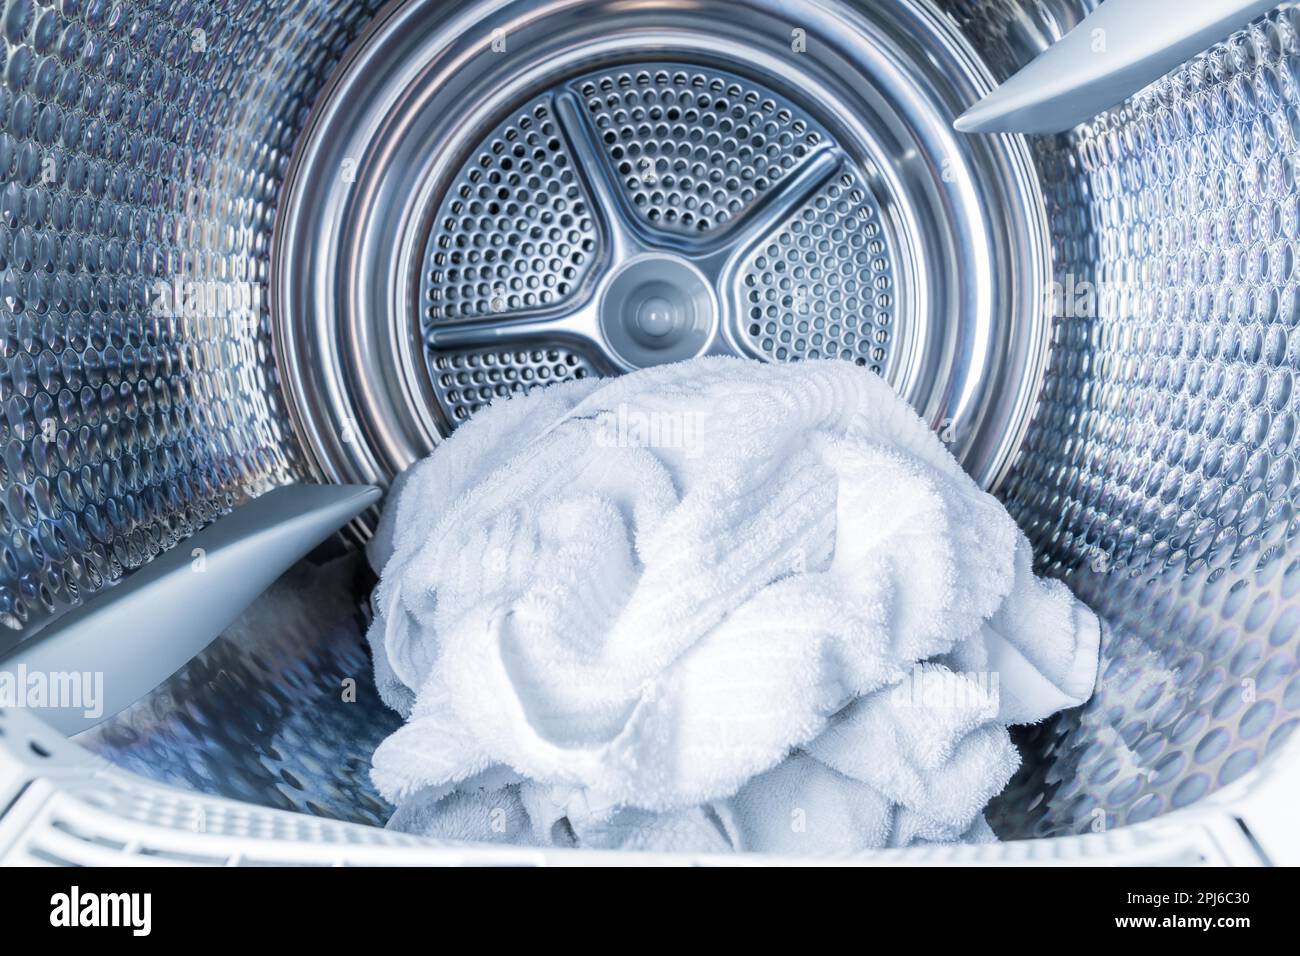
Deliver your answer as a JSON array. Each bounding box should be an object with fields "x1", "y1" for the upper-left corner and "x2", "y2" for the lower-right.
[
  {"x1": 2, "y1": 0, "x2": 1299, "y2": 853},
  {"x1": 271, "y1": 0, "x2": 1050, "y2": 495}
]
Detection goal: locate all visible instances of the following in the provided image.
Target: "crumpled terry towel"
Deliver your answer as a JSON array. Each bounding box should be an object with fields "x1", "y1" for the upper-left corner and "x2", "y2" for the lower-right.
[{"x1": 366, "y1": 357, "x2": 1100, "y2": 854}]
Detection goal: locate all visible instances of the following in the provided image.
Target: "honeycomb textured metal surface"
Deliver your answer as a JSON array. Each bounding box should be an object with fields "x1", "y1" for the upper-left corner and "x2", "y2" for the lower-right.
[
  {"x1": 577, "y1": 66, "x2": 827, "y2": 237},
  {"x1": 429, "y1": 344, "x2": 597, "y2": 424},
  {"x1": 425, "y1": 96, "x2": 598, "y2": 323},
  {"x1": 736, "y1": 168, "x2": 895, "y2": 370},
  {"x1": 79, "y1": 557, "x2": 401, "y2": 827},
  {"x1": 9, "y1": 0, "x2": 1296, "y2": 849},
  {"x1": 0, "y1": 0, "x2": 382, "y2": 640},
  {"x1": 941, "y1": 0, "x2": 1100, "y2": 84},
  {"x1": 990, "y1": 5, "x2": 1300, "y2": 839},
  {"x1": 1, "y1": 701, "x2": 431, "y2": 865}
]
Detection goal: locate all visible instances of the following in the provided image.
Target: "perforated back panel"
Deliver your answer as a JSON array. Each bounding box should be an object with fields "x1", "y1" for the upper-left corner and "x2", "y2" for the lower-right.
[
  {"x1": 428, "y1": 346, "x2": 597, "y2": 425},
  {"x1": 735, "y1": 168, "x2": 896, "y2": 370},
  {"x1": 576, "y1": 66, "x2": 826, "y2": 237},
  {"x1": 425, "y1": 95, "x2": 599, "y2": 324},
  {"x1": 420, "y1": 62, "x2": 900, "y2": 427}
]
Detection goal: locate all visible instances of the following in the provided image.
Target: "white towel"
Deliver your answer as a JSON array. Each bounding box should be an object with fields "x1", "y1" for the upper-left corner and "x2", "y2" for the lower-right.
[{"x1": 367, "y1": 358, "x2": 1100, "y2": 853}]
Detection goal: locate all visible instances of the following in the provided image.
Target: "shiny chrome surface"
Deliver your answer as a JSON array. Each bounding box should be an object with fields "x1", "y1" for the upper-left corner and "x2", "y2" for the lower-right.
[
  {"x1": 6, "y1": 0, "x2": 1300, "y2": 848},
  {"x1": 965, "y1": 2, "x2": 1300, "y2": 838},
  {"x1": 0, "y1": 0, "x2": 383, "y2": 643},
  {"x1": 272, "y1": 0, "x2": 1052, "y2": 495},
  {"x1": 955, "y1": 0, "x2": 1279, "y2": 134},
  {"x1": 2, "y1": 482, "x2": 378, "y2": 733},
  {"x1": 78, "y1": 555, "x2": 400, "y2": 826},
  {"x1": 942, "y1": 0, "x2": 1101, "y2": 83},
  {"x1": 419, "y1": 62, "x2": 905, "y2": 412}
]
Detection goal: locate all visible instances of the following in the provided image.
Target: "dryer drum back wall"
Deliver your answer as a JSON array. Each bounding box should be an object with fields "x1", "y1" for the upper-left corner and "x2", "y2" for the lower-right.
[{"x1": 270, "y1": 0, "x2": 1051, "y2": 507}]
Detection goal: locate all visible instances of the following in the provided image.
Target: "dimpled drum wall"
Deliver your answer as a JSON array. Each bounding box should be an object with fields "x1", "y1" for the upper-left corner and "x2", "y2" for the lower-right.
[{"x1": 1, "y1": 0, "x2": 1299, "y2": 863}]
